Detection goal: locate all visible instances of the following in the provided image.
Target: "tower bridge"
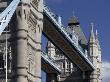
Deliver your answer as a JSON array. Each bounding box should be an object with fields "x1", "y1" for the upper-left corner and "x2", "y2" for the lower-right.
[
  {"x1": 43, "y1": 4, "x2": 94, "y2": 71},
  {"x1": 0, "y1": 0, "x2": 101, "y2": 82}
]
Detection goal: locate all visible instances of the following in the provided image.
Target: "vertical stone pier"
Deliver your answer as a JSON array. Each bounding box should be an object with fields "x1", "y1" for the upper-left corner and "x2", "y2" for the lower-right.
[
  {"x1": 11, "y1": 0, "x2": 29, "y2": 82},
  {"x1": 11, "y1": 0, "x2": 43, "y2": 82}
]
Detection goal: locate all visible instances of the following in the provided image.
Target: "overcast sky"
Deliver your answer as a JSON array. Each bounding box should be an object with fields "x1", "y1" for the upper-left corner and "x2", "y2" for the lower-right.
[{"x1": 42, "y1": 0, "x2": 110, "y2": 82}]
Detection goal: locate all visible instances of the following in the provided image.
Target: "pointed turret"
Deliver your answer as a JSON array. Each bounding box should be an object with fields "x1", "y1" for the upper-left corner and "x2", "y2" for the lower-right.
[
  {"x1": 89, "y1": 23, "x2": 96, "y2": 44},
  {"x1": 66, "y1": 13, "x2": 87, "y2": 45},
  {"x1": 68, "y1": 10, "x2": 79, "y2": 26},
  {"x1": 88, "y1": 22, "x2": 97, "y2": 61},
  {"x1": 95, "y1": 30, "x2": 101, "y2": 51},
  {"x1": 68, "y1": 16, "x2": 79, "y2": 26},
  {"x1": 95, "y1": 30, "x2": 102, "y2": 82},
  {"x1": 88, "y1": 23, "x2": 102, "y2": 82}
]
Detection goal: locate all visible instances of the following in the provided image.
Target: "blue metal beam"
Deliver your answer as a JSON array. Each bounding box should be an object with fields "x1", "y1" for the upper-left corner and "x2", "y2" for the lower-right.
[
  {"x1": 0, "y1": 0, "x2": 20, "y2": 35},
  {"x1": 43, "y1": 4, "x2": 95, "y2": 71}
]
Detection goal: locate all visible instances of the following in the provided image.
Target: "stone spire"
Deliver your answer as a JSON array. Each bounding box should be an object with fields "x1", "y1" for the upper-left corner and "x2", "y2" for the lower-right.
[
  {"x1": 95, "y1": 30, "x2": 102, "y2": 82},
  {"x1": 89, "y1": 23, "x2": 96, "y2": 44},
  {"x1": 68, "y1": 14, "x2": 79, "y2": 26},
  {"x1": 68, "y1": 16, "x2": 79, "y2": 26},
  {"x1": 88, "y1": 23, "x2": 102, "y2": 82},
  {"x1": 95, "y1": 30, "x2": 101, "y2": 51}
]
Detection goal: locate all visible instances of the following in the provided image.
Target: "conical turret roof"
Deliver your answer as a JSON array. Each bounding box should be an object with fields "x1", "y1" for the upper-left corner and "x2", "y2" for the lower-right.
[{"x1": 68, "y1": 16, "x2": 79, "y2": 26}]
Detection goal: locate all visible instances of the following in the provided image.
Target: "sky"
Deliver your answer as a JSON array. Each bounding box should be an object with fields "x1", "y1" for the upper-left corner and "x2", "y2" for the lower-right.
[{"x1": 42, "y1": 0, "x2": 110, "y2": 82}]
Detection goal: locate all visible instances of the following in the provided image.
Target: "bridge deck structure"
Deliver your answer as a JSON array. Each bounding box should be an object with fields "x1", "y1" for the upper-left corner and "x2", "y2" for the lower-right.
[
  {"x1": 0, "y1": 0, "x2": 94, "y2": 77},
  {"x1": 43, "y1": 4, "x2": 94, "y2": 71}
]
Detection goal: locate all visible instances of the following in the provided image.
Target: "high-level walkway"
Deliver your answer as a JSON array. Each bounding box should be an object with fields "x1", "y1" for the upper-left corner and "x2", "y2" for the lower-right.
[
  {"x1": 0, "y1": 0, "x2": 61, "y2": 78},
  {"x1": 0, "y1": 0, "x2": 94, "y2": 72},
  {"x1": 43, "y1": 4, "x2": 94, "y2": 71},
  {"x1": 41, "y1": 51, "x2": 61, "y2": 74}
]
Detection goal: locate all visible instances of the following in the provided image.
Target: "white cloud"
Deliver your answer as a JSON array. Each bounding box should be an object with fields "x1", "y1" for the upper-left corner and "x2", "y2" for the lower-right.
[{"x1": 102, "y1": 61, "x2": 110, "y2": 82}]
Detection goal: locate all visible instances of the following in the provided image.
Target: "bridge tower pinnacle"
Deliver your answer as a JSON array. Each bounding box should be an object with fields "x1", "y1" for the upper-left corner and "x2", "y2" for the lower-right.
[
  {"x1": 88, "y1": 23, "x2": 102, "y2": 82},
  {"x1": 95, "y1": 29, "x2": 102, "y2": 82}
]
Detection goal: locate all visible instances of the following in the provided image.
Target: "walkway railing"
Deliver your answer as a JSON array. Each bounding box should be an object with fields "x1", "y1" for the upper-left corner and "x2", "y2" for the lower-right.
[
  {"x1": 0, "y1": 0, "x2": 94, "y2": 69},
  {"x1": 41, "y1": 51, "x2": 61, "y2": 73},
  {"x1": 43, "y1": 4, "x2": 93, "y2": 65}
]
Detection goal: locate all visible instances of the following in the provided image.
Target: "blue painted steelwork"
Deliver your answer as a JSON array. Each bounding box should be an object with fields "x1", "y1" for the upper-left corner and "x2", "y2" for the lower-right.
[
  {"x1": 0, "y1": 0, "x2": 61, "y2": 73},
  {"x1": 43, "y1": 4, "x2": 94, "y2": 69},
  {"x1": 0, "y1": 0, "x2": 94, "y2": 70},
  {"x1": 41, "y1": 51, "x2": 61, "y2": 73},
  {"x1": 0, "y1": 0, "x2": 20, "y2": 35}
]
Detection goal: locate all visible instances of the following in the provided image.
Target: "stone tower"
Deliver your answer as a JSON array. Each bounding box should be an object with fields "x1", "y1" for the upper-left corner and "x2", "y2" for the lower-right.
[
  {"x1": 46, "y1": 15, "x2": 88, "y2": 82},
  {"x1": 88, "y1": 23, "x2": 102, "y2": 82},
  {"x1": 0, "y1": 0, "x2": 43, "y2": 82}
]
